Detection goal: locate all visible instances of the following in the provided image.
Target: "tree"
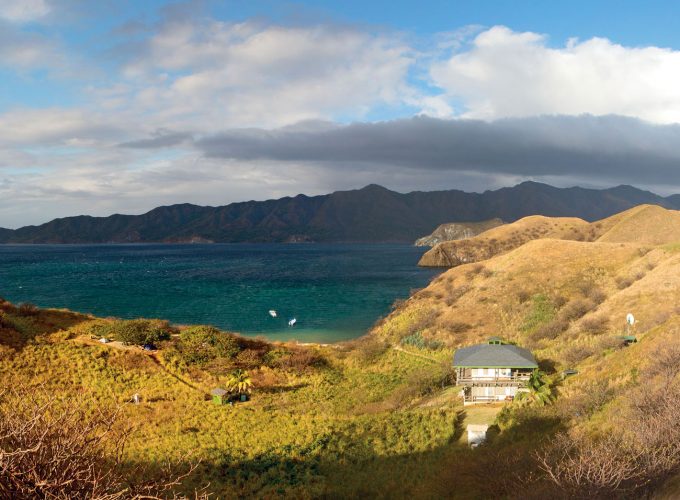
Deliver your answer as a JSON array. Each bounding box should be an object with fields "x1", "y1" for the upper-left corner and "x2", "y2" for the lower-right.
[
  {"x1": 516, "y1": 370, "x2": 554, "y2": 407},
  {"x1": 109, "y1": 319, "x2": 171, "y2": 346},
  {"x1": 226, "y1": 369, "x2": 253, "y2": 396}
]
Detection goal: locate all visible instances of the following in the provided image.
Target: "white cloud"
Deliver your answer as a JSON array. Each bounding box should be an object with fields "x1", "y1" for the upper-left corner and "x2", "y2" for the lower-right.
[
  {"x1": 0, "y1": 0, "x2": 50, "y2": 23},
  {"x1": 0, "y1": 108, "x2": 126, "y2": 148},
  {"x1": 117, "y1": 20, "x2": 417, "y2": 128},
  {"x1": 431, "y1": 26, "x2": 680, "y2": 124}
]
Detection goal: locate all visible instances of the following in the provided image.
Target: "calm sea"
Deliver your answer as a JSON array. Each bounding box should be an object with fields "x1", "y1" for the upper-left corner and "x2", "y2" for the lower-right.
[{"x1": 0, "y1": 244, "x2": 438, "y2": 343}]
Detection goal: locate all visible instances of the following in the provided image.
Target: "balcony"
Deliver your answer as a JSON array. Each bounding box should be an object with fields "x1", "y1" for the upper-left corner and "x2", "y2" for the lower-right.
[{"x1": 456, "y1": 373, "x2": 531, "y2": 386}]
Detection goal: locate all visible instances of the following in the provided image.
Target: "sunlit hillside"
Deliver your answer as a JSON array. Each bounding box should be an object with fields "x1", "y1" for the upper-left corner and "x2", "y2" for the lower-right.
[{"x1": 3, "y1": 204, "x2": 680, "y2": 498}]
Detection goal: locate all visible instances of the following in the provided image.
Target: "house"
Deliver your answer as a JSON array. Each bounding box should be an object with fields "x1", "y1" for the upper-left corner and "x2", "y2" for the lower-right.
[
  {"x1": 211, "y1": 388, "x2": 229, "y2": 405},
  {"x1": 453, "y1": 338, "x2": 538, "y2": 404}
]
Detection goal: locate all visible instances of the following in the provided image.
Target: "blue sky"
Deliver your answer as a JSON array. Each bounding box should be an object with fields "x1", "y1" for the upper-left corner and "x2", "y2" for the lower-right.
[{"x1": 2, "y1": 0, "x2": 680, "y2": 227}]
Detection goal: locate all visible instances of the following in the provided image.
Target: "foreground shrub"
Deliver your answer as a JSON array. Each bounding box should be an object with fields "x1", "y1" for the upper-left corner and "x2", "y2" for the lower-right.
[
  {"x1": 538, "y1": 382, "x2": 680, "y2": 497},
  {"x1": 0, "y1": 386, "x2": 198, "y2": 498}
]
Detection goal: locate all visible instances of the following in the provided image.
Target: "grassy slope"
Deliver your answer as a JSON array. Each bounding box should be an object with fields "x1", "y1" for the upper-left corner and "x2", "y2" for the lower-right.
[{"x1": 0, "y1": 305, "x2": 470, "y2": 498}]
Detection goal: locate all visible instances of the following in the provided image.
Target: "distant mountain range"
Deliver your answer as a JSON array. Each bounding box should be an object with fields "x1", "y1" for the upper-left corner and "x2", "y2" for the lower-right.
[{"x1": 1, "y1": 182, "x2": 679, "y2": 244}]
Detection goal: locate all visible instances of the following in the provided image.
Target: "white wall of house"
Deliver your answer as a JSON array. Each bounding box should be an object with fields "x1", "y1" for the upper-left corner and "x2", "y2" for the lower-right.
[
  {"x1": 470, "y1": 367, "x2": 512, "y2": 379},
  {"x1": 471, "y1": 386, "x2": 517, "y2": 400}
]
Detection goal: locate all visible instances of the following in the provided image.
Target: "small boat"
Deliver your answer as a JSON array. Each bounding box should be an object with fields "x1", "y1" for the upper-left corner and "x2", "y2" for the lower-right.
[
  {"x1": 269, "y1": 310, "x2": 277, "y2": 318},
  {"x1": 288, "y1": 318, "x2": 297, "y2": 327}
]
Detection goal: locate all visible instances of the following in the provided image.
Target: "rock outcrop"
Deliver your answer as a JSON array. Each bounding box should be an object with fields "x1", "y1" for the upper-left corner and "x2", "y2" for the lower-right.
[{"x1": 414, "y1": 219, "x2": 504, "y2": 247}]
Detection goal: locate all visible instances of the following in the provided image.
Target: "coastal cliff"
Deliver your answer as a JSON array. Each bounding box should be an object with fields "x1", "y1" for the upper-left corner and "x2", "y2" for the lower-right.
[{"x1": 414, "y1": 218, "x2": 504, "y2": 246}]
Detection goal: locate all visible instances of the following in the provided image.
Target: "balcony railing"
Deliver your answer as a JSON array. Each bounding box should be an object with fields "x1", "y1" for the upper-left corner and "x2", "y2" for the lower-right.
[{"x1": 457, "y1": 373, "x2": 531, "y2": 385}]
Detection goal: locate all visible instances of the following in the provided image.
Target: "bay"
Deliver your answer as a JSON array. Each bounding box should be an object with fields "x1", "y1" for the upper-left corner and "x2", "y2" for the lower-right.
[{"x1": 0, "y1": 244, "x2": 438, "y2": 343}]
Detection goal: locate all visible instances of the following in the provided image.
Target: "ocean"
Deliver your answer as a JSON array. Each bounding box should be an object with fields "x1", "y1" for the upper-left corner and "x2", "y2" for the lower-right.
[{"x1": 0, "y1": 244, "x2": 439, "y2": 343}]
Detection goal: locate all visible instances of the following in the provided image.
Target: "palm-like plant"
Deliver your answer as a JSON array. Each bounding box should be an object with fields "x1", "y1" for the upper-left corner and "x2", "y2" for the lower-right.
[
  {"x1": 515, "y1": 370, "x2": 554, "y2": 407},
  {"x1": 226, "y1": 369, "x2": 253, "y2": 396}
]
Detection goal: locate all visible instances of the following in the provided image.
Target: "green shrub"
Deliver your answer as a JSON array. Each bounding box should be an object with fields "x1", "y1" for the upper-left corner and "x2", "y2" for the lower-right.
[
  {"x1": 177, "y1": 325, "x2": 239, "y2": 365},
  {"x1": 401, "y1": 332, "x2": 443, "y2": 350},
  {"x1": 105, "y1": 319, "x2": 172, "y2": 346}
]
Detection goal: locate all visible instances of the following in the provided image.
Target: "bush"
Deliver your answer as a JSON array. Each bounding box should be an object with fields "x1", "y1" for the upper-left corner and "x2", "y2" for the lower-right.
[
  {"x1": 531, "y1": 319, "x2": 568, "y2": 341},
  {"x1": 264, "y1": 347, "x2": 327, "y2": 371},
  {"x1": 449, "y1": 322, "x2": 472, "y2": 334},
  {"x1": 596, "y1": 336, "x2": 625, "y2": 353},
  {"x1": 401, "y1": 332, "x2": 428, "y2": 349},
  {"x1": 106, "y1": 319, "x2": 172, "y2": 346},
  {"x1": 401, "y1": 332, "x2": 443, "y2": 350},
  {"x1": 580, "y1": 315, "x2": 609, "y2": 335},
  {"x1": 560, "y1": 299, "x2": 595, "y2": 322},
  {"x1": 17, "y1": 303, "x2": 39, "y2": 316},
  {"x1": 349, "y1": 337, "x2": 389, "y2": 364},
  {"x1": 615, "y1": 276, "x2": 634, "y2": 289},
  {"x1": 177, "y1": 326, "x2": 239, "y2": 365},
  {"x1": 562, "y1": 344, "x2": 596, "y2": 366},
  {"x1": 465, "y1": 264, "x2": 486, "y2": 280},
  {"x1": 235, "y1": 349, "x2": 263, "y2": 368},
  {"x1": 445, "y1": 285, "x2": 470, "y2": 306},
  {"x1": 517, "y1": 290, "x2": 531, "y2": 304},
  {"x1": 553, "y1": 295, "x2": 568, "y2": 309}
]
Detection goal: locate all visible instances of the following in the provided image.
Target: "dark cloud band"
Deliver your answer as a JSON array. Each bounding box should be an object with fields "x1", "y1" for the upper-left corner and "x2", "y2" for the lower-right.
[{"x1": 195, "y1": 115, "x2": 680, "y2": 185}]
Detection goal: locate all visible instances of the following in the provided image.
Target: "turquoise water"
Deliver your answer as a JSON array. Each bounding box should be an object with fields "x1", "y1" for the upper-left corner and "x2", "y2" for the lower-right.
[{"x1": 0, "y1": 244, "x2": 438, "y2": 343}]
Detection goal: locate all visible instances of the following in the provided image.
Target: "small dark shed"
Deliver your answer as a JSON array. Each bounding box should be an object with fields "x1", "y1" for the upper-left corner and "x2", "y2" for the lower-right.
[{"x1": 211, "y1": 388, "x2": 229, "y2": 405}]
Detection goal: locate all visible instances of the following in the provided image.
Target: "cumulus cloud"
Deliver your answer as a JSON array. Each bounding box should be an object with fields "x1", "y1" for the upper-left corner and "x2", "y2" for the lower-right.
[
  {"x1": 113, "y1": 19, "x2": 418, "y2": 128},
  {"x1": 196, "y1": 114, "x2": 680, "y2": 187},
  {"x1": 431, "y1": 26, "x2": 680, "y2": 124}
]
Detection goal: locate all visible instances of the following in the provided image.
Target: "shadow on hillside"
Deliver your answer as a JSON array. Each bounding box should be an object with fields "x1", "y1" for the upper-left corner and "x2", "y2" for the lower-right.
[
  {"x1": 185, "y1": 411, "x2": 564, "y2": 499},
  {"x1": 0, "y1": 303, "x2": 90, "y2": 350}
]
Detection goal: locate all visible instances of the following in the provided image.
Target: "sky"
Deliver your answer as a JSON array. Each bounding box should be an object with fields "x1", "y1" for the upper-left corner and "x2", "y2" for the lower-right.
[{"x1": 3, "y1": 1, "x2": 680, "y2": 227}]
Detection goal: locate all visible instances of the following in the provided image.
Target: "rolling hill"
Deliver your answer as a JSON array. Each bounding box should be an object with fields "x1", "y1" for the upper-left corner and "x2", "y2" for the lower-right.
[
  {"x1": 2, "y1": 182, "x2": 680, "y2": 244},
  {"x1": 419, "y1": 204, "x2": 680, "y2": 267}
]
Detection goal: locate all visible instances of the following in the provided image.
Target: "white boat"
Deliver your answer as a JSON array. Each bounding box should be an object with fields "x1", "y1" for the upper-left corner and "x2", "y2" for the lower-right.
[
  {"x1": 288, "y1": 318, "x2": 297, "y2": 327},
  {"x1": 269, "y1": 310, "x2": 277, "y2": 317}
]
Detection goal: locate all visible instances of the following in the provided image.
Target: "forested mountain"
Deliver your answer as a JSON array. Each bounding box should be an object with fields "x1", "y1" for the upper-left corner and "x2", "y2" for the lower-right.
[{"x1": 1, "y1": 182, "x2": 677, "y2": 243}]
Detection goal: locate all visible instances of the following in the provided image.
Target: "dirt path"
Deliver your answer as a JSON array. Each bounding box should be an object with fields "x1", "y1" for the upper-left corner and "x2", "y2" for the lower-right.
[{"x1": 392, "y1": 345, "x2": 440, "y2": 363}]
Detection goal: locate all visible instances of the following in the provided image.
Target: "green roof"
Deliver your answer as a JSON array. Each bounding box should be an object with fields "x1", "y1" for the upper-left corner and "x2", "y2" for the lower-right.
[{"x1": 453, "y1": 344, "x2": 538, "y2": 368}]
